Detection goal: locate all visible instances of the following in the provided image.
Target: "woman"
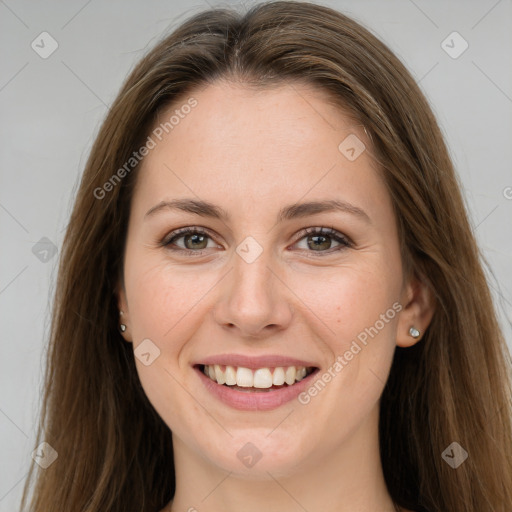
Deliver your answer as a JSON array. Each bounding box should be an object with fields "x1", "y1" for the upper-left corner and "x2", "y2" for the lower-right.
[{"x1": 20, "y1": 1, "x2": 512, "y2": 511}]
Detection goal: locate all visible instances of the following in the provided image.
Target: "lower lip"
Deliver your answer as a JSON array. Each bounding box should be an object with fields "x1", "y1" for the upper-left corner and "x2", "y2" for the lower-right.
[{"x1": 195, "y1": 366, "x2": 318, "y2": 411}]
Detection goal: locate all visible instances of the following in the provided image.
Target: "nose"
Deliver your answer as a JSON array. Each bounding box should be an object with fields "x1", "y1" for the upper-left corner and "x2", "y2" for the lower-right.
[{"x1": 213, "y1": 248, "x2": 294, "y2": 339}]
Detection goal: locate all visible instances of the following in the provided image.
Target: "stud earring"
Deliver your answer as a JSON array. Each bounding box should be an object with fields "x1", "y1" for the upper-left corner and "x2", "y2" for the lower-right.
[{"x1": 409, "y1": 326, "x2": 420, "y2": 339}]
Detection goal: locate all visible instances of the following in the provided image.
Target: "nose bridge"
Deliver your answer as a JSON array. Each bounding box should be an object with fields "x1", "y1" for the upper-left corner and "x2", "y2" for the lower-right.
[
  {"x1": 214, "y1": 236, "x2": 292, "y2": 336},
  {"x1": 235, "y1": 247, "x2": 273, "y2": 297}
]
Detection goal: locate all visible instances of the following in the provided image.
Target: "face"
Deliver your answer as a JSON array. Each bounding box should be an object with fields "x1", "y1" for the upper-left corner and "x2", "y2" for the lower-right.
[{"x1": 117, "y1": 80, "x2": 423, "y2": 478}]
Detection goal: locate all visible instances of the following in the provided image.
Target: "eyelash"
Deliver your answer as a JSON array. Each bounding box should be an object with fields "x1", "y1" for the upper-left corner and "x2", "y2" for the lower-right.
[{"x1": 160, "y1": 226, "x2": 353, "y2": 257}]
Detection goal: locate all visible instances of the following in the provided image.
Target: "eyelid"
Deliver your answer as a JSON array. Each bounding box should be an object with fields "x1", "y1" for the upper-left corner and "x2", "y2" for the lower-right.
[{"x1": 296, "y1": 226, "x2": 353, "y2": 247}]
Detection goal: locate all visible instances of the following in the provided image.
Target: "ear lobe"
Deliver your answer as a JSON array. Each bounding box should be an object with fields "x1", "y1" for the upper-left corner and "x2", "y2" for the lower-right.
[{"x1": 396, "y1": 273, "x2": 436, "y2": 348}]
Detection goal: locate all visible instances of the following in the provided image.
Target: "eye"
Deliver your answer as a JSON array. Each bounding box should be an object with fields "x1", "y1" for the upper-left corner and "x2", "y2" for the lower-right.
[
  {"x1": 293, "y1": 226, "x2": 352, "y2": 255},
  {"x1": 162, "y1": 227, "x2": 218, "y2": 254}
]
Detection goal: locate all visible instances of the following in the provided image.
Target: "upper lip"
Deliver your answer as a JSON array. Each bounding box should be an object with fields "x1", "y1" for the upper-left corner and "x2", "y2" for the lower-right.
[{"x1": 194, "y1": 354, "x2": 319, "y2": 369}]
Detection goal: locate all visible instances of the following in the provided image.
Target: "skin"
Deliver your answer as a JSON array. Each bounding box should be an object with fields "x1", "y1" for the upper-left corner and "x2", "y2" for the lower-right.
[{"x1": 117, "y1": 80, "x2": 435, "y2": 512}]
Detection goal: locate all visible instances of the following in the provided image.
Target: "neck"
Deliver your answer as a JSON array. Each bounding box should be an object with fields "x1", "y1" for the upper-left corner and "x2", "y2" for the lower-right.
[{"x1": 168, "y1": 406, "x2": 398, "y2": 512}]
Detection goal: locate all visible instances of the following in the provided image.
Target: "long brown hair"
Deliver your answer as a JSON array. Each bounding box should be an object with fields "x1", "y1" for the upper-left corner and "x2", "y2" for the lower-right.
[{"x1": 20, "y1": 1, "x2": 512, "y2": 511}]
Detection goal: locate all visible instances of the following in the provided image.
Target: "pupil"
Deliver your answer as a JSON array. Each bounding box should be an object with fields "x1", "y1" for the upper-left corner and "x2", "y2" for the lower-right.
[
  {"x1": 186, "y1": 234, "x2": 207, "y2": 249},
  {"x1": 308, "y1": 235, "x2": 330, "y2": 251}
]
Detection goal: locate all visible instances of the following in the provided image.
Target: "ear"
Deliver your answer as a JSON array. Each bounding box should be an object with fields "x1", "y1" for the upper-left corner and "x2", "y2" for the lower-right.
[
  {"x1": 115, "y1": 280, "x2": 132, "y2": 343},
  {"x1": 396, "y1": 272, "x2": 436, "y2": 347}
]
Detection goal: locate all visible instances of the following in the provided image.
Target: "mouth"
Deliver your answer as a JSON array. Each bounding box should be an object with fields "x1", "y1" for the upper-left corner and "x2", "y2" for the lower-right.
[{"x1": 195, "y1": 364, "x2": 318, "y2": 392}]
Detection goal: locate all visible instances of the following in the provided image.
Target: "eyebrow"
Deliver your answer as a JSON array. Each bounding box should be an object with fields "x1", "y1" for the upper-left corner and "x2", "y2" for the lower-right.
[{"x1": 144, "y1": 198, "x2": 371, "y2": 224}]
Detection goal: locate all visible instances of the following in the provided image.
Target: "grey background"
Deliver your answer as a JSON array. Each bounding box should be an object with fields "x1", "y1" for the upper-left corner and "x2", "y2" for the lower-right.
[{"x1": 1, "y1": 0, "x2": 511, "y2": 510}]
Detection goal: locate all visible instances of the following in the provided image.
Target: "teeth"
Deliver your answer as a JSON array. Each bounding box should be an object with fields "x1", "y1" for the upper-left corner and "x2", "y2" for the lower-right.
[
  {"x1": 236, "y1": 367, "x2": 253, "y2": 387},
  {"x1": 225, "y1": 365, "x2": 237, "y2": 385},
  {"x1": 214, "y1": 365, "x2": 226, "y2": 385},
  {"x1": 202, "y1": 364, "x2": 314, "y2": 388},
  {"x1": 285, "y1": 366, "x2": 296, "y2": 385},
  {"x1": 272, "y1": 367, "x2": 285, "y2": 385},
  {"x1": 253, "y1": 368, "x2": 273, "y2": 388}
]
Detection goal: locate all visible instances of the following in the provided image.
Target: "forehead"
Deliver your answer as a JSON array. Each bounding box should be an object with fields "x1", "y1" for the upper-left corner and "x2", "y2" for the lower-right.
[
  {"x1": 130, "y1": 80, "x2": 390, "y2": 224},
  {"x1": 161, "y1": 79, "x2": 361, "y2": 148}
]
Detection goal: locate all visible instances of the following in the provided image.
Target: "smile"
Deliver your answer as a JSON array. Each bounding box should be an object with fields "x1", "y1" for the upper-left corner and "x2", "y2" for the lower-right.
[
  {"x1": 201, "y1": 364, "x2": 315, "y2": 391},
  {"x1": 194, "y1": 361, "x2": 319, "y2": 411}
]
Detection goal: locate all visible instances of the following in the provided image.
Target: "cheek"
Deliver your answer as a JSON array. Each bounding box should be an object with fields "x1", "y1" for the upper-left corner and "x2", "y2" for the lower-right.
[
  {"x1": 125, "y1": 256, "x2": 204, "y2": 343},
  {"x1": 292, "y1": 265, "x2": 400, "y2": 429},
  {"x1": 301, "y1": 260, "x2": 401, "y2": 397},
  {"x1": 306, "y1": 262, "x2": 399, "y2": 343},
  {"x1": 123, "y1": 258, "x2": 209, "y2": 431}
]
